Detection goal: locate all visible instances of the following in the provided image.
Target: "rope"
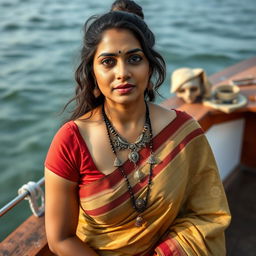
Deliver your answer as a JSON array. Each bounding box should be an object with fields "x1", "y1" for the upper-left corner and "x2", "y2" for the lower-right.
[{"x1": 18, "y1": 181, "x2": 45, "y2": 217}]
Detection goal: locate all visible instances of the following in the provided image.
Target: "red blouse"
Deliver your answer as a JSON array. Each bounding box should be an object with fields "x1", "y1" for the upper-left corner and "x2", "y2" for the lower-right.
[{"x1": 45, "y1": 121, "x2": 105, "y2": 186}]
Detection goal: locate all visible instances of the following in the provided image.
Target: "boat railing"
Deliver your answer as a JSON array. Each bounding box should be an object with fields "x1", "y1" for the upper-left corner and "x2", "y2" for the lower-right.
[{"x1": 0, "y1": 177, "x2": 45, "y2": 217}]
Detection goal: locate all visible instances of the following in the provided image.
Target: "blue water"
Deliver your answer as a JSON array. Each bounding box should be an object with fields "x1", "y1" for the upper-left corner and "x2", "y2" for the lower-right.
[{"x1": 0, "y1": 0, "x2": 255, "y2": 240}]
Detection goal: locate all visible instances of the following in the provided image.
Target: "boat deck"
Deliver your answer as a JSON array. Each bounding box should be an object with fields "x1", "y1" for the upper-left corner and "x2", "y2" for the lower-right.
[{"x1": 225, "y1": 166, "x2": 256, "y2": 256}]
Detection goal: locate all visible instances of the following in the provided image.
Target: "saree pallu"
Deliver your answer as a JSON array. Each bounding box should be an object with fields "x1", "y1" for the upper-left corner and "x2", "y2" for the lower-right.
[{"x1": 76, "y1": 111, "x2": 231, "y2": 256}]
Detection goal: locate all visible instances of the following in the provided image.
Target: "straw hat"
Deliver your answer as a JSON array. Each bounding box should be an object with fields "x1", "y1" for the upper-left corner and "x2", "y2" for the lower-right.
[{"x1": 171, "y1": 67, "x2": 212, "y2": 98}]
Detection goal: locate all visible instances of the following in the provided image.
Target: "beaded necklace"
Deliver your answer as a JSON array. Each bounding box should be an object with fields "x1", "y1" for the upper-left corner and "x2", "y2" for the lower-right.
[{"x1": 102, "y1": 103, "x2": 156, "y2": 227}]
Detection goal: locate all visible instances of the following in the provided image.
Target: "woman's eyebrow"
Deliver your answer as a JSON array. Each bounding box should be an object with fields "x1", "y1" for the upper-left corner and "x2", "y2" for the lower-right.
[
  {"x1": 97, "y1": 48, "x2": 143, "y2": 58},
  {"x1": 126, "y1": 48, "x2": 143, "y2": 54},
  {"x1": 97, "y1": 53, "x2": 116, "y2": 58}
]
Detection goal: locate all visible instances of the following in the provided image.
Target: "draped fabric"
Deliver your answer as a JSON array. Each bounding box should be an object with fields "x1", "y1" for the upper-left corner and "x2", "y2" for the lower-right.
[
  {"x1": 74, "y1": 111, "x2": 231, "y2": 255},
  {"x1": 45, "y1": 110, "x2": 230, "y2": 255}
]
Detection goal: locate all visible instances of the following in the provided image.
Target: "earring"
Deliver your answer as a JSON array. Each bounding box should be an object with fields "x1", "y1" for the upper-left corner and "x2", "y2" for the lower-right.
[
  {"x1": 145, "y1": 82, "x2": 154, "y2": 100},
  {"x1": 147, "y1": 82, "x2": 153, "y2": 90},
  {"x1": 146, "y1": 82, "x2": 154, "y2": 94},
  {"x1": 93, "y1": 82, "x2": 101, "y2": 98}
]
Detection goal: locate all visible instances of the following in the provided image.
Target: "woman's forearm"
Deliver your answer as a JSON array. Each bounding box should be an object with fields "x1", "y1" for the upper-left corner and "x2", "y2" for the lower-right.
[{"x1": 49, "y1": 236, "x2": 99, "y2": 256}]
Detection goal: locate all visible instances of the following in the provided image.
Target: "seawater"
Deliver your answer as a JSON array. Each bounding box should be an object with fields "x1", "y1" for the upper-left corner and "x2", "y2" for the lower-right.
[{"x1": 0, "y1": 0, "x2": 255, "y2": 240}]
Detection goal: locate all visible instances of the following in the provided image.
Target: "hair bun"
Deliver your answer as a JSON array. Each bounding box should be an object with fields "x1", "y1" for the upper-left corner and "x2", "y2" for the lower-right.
[{"x1": 110, "y1": 0, "x2": 144, "y2": 19}]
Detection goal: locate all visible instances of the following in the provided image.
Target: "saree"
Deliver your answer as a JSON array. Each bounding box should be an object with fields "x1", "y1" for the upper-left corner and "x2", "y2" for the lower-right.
[{"x1": 74, "y1": 111, "x2": 231, "y2": 256}]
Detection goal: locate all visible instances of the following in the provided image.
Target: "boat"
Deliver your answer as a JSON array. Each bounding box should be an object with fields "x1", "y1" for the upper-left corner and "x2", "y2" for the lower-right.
[{"x1": 1, "y1": 57, "x2": 256, "y2": 255}]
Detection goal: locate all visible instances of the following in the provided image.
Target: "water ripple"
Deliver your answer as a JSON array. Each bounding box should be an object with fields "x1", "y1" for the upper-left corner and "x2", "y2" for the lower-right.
[
  {"x1": 28, "y1": 16, "x2": 45, "y2": 23},
  {"x1": 2, "y1": 23, "x2": 21, "y2": 31}
]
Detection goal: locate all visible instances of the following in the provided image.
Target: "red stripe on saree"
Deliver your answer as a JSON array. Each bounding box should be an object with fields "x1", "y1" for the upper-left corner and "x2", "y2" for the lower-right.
[
  {"x1": 153, "y1": 128, "x2": 203, "y2": 177},
  {"x1": 156, "y1": 236, "x2": 185, "y2": 256},
  {"x1": 158, "y1": 241, "x2": 173, "y2": 255}
]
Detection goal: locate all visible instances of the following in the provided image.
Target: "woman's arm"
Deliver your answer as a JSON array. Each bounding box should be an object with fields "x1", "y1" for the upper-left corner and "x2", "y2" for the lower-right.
[{"x1": 45, "y1": 168, "x2": 98, "y2": 256}]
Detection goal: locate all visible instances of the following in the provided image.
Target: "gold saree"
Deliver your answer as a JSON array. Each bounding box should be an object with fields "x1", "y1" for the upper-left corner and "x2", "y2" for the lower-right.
[{"x1": 76, "y1": 111, "x2": 231, "y2": 255}]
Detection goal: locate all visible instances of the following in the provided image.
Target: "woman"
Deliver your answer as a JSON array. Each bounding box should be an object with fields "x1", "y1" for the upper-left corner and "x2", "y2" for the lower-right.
[{"x1": 44, "y1": 8, "x2": 230, "y2": 256}]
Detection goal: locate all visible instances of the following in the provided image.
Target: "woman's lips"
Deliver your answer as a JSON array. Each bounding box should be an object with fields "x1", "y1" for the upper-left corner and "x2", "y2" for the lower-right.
[{"x1": 114, "y1": 84, "x2": 135, "y2": 94}]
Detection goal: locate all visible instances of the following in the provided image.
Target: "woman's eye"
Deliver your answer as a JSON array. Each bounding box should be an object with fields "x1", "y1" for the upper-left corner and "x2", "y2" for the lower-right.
[
  {"x1": 128, "y1": 55, "x2": 142, "y2": 64},
  {"x1": 101, "y1": 58, "x2": 116, "y2": 67}
]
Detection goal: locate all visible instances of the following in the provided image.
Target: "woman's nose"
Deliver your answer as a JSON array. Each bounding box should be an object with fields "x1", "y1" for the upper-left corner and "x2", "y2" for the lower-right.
[{"x1": 115, "y1": 61, "x2": 131, "y2": 81}]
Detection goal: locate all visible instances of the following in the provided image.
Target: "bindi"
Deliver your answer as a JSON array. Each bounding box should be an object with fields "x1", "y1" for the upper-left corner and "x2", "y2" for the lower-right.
[{"x1": 118, "y1": 50, "x2": 122, "y2": 54}]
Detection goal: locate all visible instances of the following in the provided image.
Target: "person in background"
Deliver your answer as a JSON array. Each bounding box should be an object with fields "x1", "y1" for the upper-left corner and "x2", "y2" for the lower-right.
[
  {"x1": 111, "y1": 0, "x2": 144, "y2": 19},
  {"x1": 44, "y1": 1, "x2": 230, "y2": 255}
]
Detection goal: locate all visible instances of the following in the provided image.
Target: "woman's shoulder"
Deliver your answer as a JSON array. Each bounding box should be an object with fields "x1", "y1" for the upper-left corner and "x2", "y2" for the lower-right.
[
  {"x1": 149, "y1": 103, "x2": 176, "y2": 124},
  {"x1": 150, "y1": 102, "x2": 193, "y2": 119},
  {"x1": 149, "y1": 103, "x2": 200, "y2": 133},
  {"x1": 73, "y1": 106, "x2": 104, "y2": 145},
  {"x1": 74, "y1": 106, "x2": 102, "y2": 129},
  {"x1": 149, "y1": 103, "x2": 176, "y2": 135},
  {"x1": 47, "y1": 121, "x2": 80, "y2": 153}
]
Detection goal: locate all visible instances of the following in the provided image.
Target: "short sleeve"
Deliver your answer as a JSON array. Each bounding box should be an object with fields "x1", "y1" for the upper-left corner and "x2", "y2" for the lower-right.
[{"x1": 45, "y1": 122, "x2": 80, "y2": 182}]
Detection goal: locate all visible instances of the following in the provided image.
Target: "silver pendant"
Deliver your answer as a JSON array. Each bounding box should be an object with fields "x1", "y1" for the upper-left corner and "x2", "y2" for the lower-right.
[
  {"x1": 134, "y1": 169, "x2": 144, "y2": 181},
  {"x1": 128, "y1": 151, "x2": 139, "y2": 163},
  {"x1": 147, "y1": 154, "x2": 157, "y2": 165},
  {"x1": 114, "y1": 157, "x2": 122, "y2": 167},
  {"x1": 135, "y1": 215, "x2": 144, "y2": 227},
  {"x1": 135, "y1": 198, "x2": 146, "y2": 211}
]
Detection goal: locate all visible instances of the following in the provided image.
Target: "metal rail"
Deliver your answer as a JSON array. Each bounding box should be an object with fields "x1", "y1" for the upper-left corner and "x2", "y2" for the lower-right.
[{"x1": 0, "y1": 177, "x2": 45, "y2": 217}]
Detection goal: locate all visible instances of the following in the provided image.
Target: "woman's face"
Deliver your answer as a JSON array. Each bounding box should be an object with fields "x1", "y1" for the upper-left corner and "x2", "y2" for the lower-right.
[{"x1": 93, "y1": 28, "x2": 151, "y2": 106}]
